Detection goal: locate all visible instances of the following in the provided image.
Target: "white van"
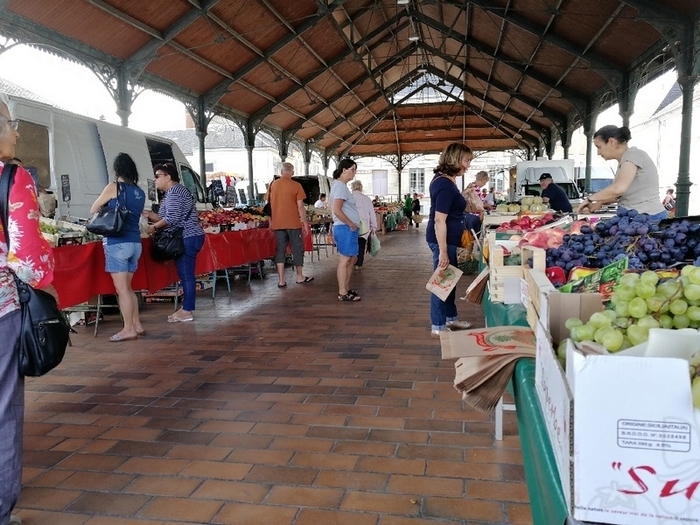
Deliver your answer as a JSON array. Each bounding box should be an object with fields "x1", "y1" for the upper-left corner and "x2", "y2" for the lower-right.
[
  {"x1": 514, "y1": 158, "x2": 582, "y2": 203},
  {"x1": 7, "y1": 95, "x2": 206, "y2": 219}
]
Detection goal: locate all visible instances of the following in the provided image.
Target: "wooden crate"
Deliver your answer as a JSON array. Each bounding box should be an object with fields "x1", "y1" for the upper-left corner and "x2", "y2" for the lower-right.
[
  {"x1": 520, "y1": 245, "x2": 546, "y2": 271},
  {"x1": 489, "y1": 244, "x2": 523, "y2": 302},
  {"x1": 524, "y1": 268, "x2": 556, "y2": 316}
]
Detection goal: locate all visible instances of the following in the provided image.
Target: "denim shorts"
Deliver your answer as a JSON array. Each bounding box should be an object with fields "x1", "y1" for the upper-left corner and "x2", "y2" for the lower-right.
[
  {"x1": 333, "y1": 224, "x2": 359, "y2": 257},
  {"x1": 104, "y1": 242, "x2": 142, "y2": 273}
]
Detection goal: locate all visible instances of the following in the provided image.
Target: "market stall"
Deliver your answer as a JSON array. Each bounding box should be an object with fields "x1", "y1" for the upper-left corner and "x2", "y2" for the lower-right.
[
  {"x1": 458, "y1": 210, "x2": 700, "y2": 525},
  {"x1": 53, "y1": 228, "x2": 277, "y2": 308}
]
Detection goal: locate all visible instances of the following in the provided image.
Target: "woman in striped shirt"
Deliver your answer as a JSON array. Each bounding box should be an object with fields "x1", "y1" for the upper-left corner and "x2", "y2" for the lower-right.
[{"x1": 143, "y1": 163, "x2": 204, "y2": 322}]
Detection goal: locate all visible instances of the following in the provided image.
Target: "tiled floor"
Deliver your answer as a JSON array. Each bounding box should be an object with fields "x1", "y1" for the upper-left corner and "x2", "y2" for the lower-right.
[{"x1": 14, "y1": 227, "x2": 531, "y2": 525}]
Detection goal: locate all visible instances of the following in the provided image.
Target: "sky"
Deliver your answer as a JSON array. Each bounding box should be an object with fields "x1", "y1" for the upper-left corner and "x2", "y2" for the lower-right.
[{"x1": 0, "y1": 44, "x2": 186, "y2": 132}]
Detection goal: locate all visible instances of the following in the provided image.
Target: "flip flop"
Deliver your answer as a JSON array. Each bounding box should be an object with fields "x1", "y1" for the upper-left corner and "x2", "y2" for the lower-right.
[
  {"x1": 109, "y1": 333, "x2": 138, "y2": 342},
  {"x1": 296, "y1": 276, "x2": 314, "y2": 284},
  {"x1": 136, "y1": 330, "x2": 146, "y2": 336},
  {"x1": 338, "y1": 292, "x2": 361, "y2": 302},
  {"x1": 167, "y1": 314, "x2": 194, "y2": 323},
  {"x1": 278, "y1": 283, "x2": 287, "y2": 288}
]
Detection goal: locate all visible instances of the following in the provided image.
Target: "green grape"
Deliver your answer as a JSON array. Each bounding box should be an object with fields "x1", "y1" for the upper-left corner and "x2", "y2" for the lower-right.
[
  {"x1": 565, "y1": 318, "x2": 583, "y2": 330},
  {"x1": 640, "y1": 270, "x2": 660, "y2": 286},
  {"x1": 688, "y1": 298, "x2": 700, "y2": 307},
  {"x1": 659, "y1": 314, "x2": 674, "y2": 329},
  {"x1": 615, "y1": 301, "x2": 630, "y2": 317},
  {"x1": 637, "y1": 315, "x2": 660, "y2": 330},
  {"x1": 691, "y1": 352, "x2": 700, "y2": 368},
  {"x1": 601, "y1": 310, "x2": 618, "y2": 322},
  {"x1": 615, "y1": 285, "x2": 636, "y2": 302},
  {"x1": 575, "y1": 324, "x2": 596, "y2": 342},
  {"x1": 609, "y1": 293, "x2": 620, "y2": 306},
  {"x1": 681, "y1": 276, "x2": 691, "y2": 288},
  {"x1": 557, "y1": 340, "x2": 568, "y2": 362},
  {"x1": 614, "y1": 316, "x2": 631, "y2": 329},
  {"x1": 690, "y1": 365, "x2": 697, "y2": 378},
  {"x1": 634, "y1": 282, "x2": 656, "y2": 300},
  {"x1": 684, "y1": 283, "x2": 700, "y2": 302},
  {"x1": 594, "y1": 326, "x2": 613, "y2": 344},
  {"x1": 619, "y1": 273, "x2": 640, "y2": 287},
  {"x1": 646, "y1": 294, "x2": 666, "y2": 313},
  {"x1": 620, "y1": 337, "x2": 632, "y2": 351},
  {"x1": 689, "y1": 267, "x2": 700, "y2": 285},
  {"x1": 681, "y1": 265, "x2": 695, "y2": 277},
  {"x1": 628, "y1": 297, "x2": 648, "y2": 319},
  {"x1": 657, "y1": 280, "x2": 681, "y2": 299},
  {"x1": 670, "y1": 299, "x2": 688, "y2": 316},
  {"x1": 690, "y1": 320, "x2": 700, "y2": 329},
  {"x1": 692, "y1": 377, "x2": 700, "y2": 410},
  {"x1": 589, "y1": 312, "x2": 612, "y2": 329},
  {"x1": 602, "y1": 329, "x2": 624, "y2": 352},
  {"x1": 673, "y1": 313, "x2": 691, "y2": 329},
  {"x1": 687, "y1": 306, "x2": 700, "y2": 322},
  {"x1": 627, "y1": 324, "x2": 649, "y2": 346}
]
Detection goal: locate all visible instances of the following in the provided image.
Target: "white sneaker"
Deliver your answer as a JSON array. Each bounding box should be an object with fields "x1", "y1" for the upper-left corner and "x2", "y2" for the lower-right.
[
  {"x1": 430, "y1": 328, "x2": 448, "y2": 339},
  {"x1": 9, "y1": 515, "x2": 22, "y2": 525},
  {"x1": 446, "y1": 320, "x2": 472, "y2": 331}
]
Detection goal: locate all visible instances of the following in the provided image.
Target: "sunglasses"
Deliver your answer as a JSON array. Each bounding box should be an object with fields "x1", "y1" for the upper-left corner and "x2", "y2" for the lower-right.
[{"x1": 2, "y1": 118, "x2": 18, "y2": 130}]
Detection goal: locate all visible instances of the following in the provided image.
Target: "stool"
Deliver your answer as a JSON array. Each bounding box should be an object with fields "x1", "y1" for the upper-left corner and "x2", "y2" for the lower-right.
[
  {"x1": 494, "y1": 396, "x2": 516, "y2": 440},
  {"x1": 211, "y1": 270, "x2": 231, "y2": 298}
]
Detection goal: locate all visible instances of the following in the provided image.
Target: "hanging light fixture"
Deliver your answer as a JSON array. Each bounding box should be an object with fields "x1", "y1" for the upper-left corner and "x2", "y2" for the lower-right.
[
  {"x1": 397, "y1": 0, "x2": 410, "y2": 5},
  {"x1": 417, "y1": 64, "x2": 427, "y2": 74},
  {"x1": 408, "y1": 35, "x2": 420, "y2": 42}
]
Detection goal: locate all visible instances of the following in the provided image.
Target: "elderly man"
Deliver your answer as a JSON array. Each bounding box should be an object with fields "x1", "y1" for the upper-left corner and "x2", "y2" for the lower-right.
[
  {"x1": 269, "y1": 162, "x2": 314, "y2": 287},
  {"x1": 539, "y1": 172, "x2": 572, "y2": 212}
]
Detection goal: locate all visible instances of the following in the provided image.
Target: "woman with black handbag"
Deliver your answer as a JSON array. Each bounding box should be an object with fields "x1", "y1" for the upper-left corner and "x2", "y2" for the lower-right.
[
  {"x1": 0, "y1": 93, "x2": 57, "y2": 525},
  {"x1": 143, "y1": 163, "x2": 204, "y2": 323},
  {"x1": 90, "y1": 153, "x2": 146, "y2": 342}
]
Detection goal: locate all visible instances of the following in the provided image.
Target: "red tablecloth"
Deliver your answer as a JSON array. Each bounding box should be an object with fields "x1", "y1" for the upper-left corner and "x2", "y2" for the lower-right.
[{"x1": 53, "y1": 229, "x2": 277, "y2": 308}]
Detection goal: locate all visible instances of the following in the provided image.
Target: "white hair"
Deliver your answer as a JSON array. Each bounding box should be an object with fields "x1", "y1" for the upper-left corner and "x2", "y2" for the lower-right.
[{"x1": 350, "y1": 180, "x2": 363, "y2": 192}]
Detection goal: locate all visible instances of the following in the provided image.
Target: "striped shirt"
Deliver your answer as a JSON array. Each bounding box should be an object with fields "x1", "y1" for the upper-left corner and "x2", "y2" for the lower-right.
[{"x1": 159, "y1": 184, "x2": 204, "y2": 239}]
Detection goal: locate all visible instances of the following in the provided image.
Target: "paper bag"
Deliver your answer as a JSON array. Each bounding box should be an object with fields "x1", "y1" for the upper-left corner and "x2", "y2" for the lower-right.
[{"x1": 426, "y1": 264, "x2": 463, "y2": 301}]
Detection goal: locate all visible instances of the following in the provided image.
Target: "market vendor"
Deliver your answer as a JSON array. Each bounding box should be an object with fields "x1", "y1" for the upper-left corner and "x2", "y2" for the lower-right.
[
  {"x1": 538, "y1": 173, "x2": 572, "y2": 213},
  {"x1": 577, "y1": 125, "x2": 667, "y2": 220}
]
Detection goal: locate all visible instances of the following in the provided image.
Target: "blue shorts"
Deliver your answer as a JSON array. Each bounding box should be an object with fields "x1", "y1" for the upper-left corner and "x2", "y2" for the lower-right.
[
  {"x1": 104, "y1": 242, "x2": 142, "y2": 273},
  {"x1": 333, "y1": 224, "x2": 359, "y2": 257}
]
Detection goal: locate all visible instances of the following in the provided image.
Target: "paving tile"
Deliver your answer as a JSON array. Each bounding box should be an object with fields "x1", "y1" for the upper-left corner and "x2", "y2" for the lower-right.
[{"x1": 14, "y1": 233, "x2": 532, "y2": 525}]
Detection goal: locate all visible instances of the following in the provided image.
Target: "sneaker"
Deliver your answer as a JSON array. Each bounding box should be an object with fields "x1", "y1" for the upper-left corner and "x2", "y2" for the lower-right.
[
  {"x1": 9, "y1": 515, "x2": 21, "y2": 525},
  {"x1": 446, "y1": 320, "x2": 472, "y2": 331},
  {"x1": 430, "y1": 328, "x2": 448, "y2": 339}
]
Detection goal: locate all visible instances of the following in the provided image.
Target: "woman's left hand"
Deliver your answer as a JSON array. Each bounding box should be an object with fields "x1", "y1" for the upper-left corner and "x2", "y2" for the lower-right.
[
  {"x1": 147, "y1": 225, "x2": 157, "y2": 235},
  {"x1": 438, "y1": 250, "x2": 450, "y2": 269}
]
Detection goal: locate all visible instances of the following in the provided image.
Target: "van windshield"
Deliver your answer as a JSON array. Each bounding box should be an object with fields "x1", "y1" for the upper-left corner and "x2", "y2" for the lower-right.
[{"x1": 522, "y1": 182, "x2": 580, "y2": 200}]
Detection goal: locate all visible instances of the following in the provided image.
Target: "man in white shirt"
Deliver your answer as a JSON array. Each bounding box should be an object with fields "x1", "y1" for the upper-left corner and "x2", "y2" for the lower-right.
[{"x1": 314, "y1": 193, "x2": 328, "y2": 209}]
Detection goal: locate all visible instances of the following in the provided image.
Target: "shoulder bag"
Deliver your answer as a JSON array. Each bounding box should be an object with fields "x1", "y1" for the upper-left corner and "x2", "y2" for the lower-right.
[
  {"x1": 262, "y1": 180, "x2": 273, "y2": 217},
  {"x1": 86, "y1": 182, "x2": 130, "y2": 236},
  {"x1": 151, "y1": 200, "x2": 194, "y2": 261},
  {"x1": 0, "y1": 164, "x2": 71, "y2": 377}
]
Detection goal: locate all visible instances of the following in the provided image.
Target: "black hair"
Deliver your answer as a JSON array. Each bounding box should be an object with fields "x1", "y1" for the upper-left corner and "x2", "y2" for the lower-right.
[
  {"x1": 113, "y1": 152, "x2": 139, "y2": 184},
  {"x1": 332, "y1": 158, "x2": 357, "y2": 179},
  {"x1": 154, "y1": 162, "x2": 180, "y2": 183},
  {"x1": 319, "y1": 193, "x2": 326, "y2": 198},
  {"x1": 594, "y1": 125, "x2": 631, "y2": 144}
]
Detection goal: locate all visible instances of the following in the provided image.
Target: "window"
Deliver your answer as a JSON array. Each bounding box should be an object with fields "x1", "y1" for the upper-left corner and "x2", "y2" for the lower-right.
[
  {"x1": 15, "y1": 120, "x2": 50, "y2": 189},
  {"x1": 409, "y1": 168, "x2": 425, "y2": 193},
  {"x1": 205, "y1": 162, "x2": 214, "y2": 172},
  {"x1": 179, "y1": 164, "x2": 206, "y2": 203}
]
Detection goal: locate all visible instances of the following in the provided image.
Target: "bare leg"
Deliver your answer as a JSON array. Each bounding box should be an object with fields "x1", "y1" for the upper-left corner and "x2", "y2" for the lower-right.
[
  {"x1": 110, "y1": 272, "x2": 138, "y2": 339},
  {"x1": 128, "y1": 273, "x2": 143, "y2": 333},
  {"x1": 276, "y1": 263, "x2": 286, "y2": 286},
  {"x1": 345, "y1": 256, "x2": 357, "y2": 291},
  {"x1": 337, "y1": 255, "x2": 351, "y2": 295}
]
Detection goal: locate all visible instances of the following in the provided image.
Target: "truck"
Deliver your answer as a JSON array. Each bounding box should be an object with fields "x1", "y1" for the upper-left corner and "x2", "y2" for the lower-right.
[
  {"x1": 7, "y1": 94, "x2": 207, "y2": 219},
  {"x1": 574, "y1": 166, "x2": 615, "y2": 194},
  {"x1": 513, "y1": 158, "x2": 582, "y2": 203}
]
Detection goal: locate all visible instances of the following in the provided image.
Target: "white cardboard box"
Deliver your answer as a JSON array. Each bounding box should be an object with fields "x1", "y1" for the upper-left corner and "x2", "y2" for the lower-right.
[{"x1": 535, "y1": 292, "x2": 700, "y2": 525}]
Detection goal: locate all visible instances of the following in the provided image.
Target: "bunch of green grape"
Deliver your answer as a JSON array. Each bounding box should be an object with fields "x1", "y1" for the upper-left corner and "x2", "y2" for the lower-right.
[
  {"x1": 39, "y1": 222, "x2": 59, "y2": 234},
  {"x1": 566, "y1": 266, "x2": 700, "y2": 353}
]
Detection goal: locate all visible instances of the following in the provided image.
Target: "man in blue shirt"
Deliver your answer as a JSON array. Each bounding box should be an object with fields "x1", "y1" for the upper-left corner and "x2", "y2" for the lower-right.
[{"x1": 539, "y1": 173, "x2": 572, "y2": 213}]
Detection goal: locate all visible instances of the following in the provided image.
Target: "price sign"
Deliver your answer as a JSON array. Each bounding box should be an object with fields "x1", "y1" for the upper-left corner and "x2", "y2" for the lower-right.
[
  {"x1": 210, "y1": 179, "x2": 225, "y2": 197},
  {"x1": 147, "y1": 178, "x2": 157, "y2": 202},
  {"x1": 226, "y1": 185, "x2": 237, "y2": 206},
  {"x1": 60, "y1": 174, "x2": 71, "y2": 203}
]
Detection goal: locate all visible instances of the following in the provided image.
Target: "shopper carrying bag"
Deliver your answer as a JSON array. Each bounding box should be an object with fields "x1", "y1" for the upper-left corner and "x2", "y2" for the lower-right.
[{"x1": 85, "y1": 181, "x2": 130, "y2": 236}]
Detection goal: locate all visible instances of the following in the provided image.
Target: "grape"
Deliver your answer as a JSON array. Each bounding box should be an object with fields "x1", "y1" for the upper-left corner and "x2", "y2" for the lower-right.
[
  {"x1": 565, "y1": 318, "x2": 583, "y2": 330},
  {"x1": 659, "y1": 314, "x2": 674, "y2": 329},
  {"x1": 602, "y1": 329, "x2": 624, "y2": 352},
  {"x1": 589, "y1": 312, "x2": 612, "y2": 329},
  {"x1": 557, "y1": 340, "x2": 568, "y2": 362},
  {"x1": 687, "y1": 305, "x2": 700, "y2": 322},
  {"x1": 627, "y1": 324, "x2": 649, "y2": 346},
  {"x1": 657, "y1": 280, "x2": 681, "y2": 299},
  {"x1": 693, "y1": 378, "x2": 700, "y2": 410},
  {"x1": 637, "y1": 315, "x2": 660, "y2": 330},
  {"x1": 673, "y1": 313, "x2": 691, "y2": 329},
  {"x1": 669, "y1": 299, "x2": 688, "y2": 316},
  {"x1": 681, "y1": 265, "x2": 695, "y2": 277},
  {"x1": 646, "y1": 294, "x2": 666, "y2": 313},
  {"x1": 691, "y1": 352, "x2": 700, "y2": 368},
  {"x1": 628, "y1": 297, "x2": 648, "y2": 318},
  {"x1": 601, "y1": 310, "x2": 618, "y2": 322},
  {"x1": 614, "y1": 301, "x2": 630, "y2": 317},
  {"x1": 634, "y1": 282, "x2": 656, "y2": 299},
  {"x1": 619, "y1": 273, "x2": 640, "y2": 287},
  {"x1": 639, "y1": 271, "x2": 659, "y2": 286},
  {"x1": 684, "y1": 283, "x2": 700, "y2": 302},
  {"x1": 616, "y1": 285, "x2": 636, "y2": 302},
  {"x1": 594, "y1": 326, "x2": 614, "y2": 344},
  {"x1": 689, "y1": 267, "x2": 700, "y2": 285}
]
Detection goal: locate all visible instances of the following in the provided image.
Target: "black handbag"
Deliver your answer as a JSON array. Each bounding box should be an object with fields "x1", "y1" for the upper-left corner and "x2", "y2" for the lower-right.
[
  {"x1": 86, "y1": 182, "x2": 130, "y2": 236},
  {"x1": 0, "y1": 164, "x2": 71, "y2": 377},
  {"x1": 151, "y1": 226, "x2": 185, "y2": 261}
]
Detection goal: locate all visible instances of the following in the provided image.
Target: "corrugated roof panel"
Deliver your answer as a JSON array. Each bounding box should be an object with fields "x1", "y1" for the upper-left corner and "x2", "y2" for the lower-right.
[{"x1": 145, "y1": 45, "x2": 227, "y2": 93}]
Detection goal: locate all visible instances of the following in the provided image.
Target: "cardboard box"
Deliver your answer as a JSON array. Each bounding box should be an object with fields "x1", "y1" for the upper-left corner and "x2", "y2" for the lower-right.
[{"x1": 536, "y1": 292, "x2": 700, "y2": 525}]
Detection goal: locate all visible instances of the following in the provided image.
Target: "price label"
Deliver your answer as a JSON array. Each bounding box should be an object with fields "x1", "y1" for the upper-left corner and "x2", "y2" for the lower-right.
[
  {"x1": 226, "y1": 185, "x2": 237, "y2": 206},
  {"x1": 147, "y1": 178, "x2": 157, "y2": 202},
  {"x1": 60, "y1": 174, "x2": 71, "y2": 203},
  {"x1": 210, "y1": 179, "x2": 225, "y2": 197}
]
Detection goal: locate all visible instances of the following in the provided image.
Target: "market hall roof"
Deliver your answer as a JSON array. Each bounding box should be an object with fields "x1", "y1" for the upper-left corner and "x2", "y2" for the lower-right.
[{"x1": 1, "y1": 0, "x2": 698, "y2": 157}]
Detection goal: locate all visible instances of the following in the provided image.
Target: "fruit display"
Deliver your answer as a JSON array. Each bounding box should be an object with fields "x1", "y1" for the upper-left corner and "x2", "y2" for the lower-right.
[
  {"x1": 547, "y1": 210, "x2": 700, "y2": 274},
  {"x1": 495, "y1": 212, "x2": 557, "y2": 232},
  {"x1": 198, "y1": 208, "x2": 268, "y2": 229},
  {"x1": 40, "y1": 218, "x2": 95, "y2": 246},
  {"x1": 691, "y1": 353, "x2": 700, "y2": 409}
]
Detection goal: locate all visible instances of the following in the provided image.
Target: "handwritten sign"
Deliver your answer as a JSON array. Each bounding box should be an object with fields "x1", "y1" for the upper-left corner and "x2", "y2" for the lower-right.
[
  {"x1": 60, "y1": 174, "x2": 71, "y2": 203},
  {"x1": 238, "y1": 188, "x2": 247, "y2": 205},
  {"x1": 147, "y1": 178, "x2": 157, "y2": 202},
  {"x1": 226, "y1": 185, "x2": 237, "y2": 206},
  {"x1": 210, "y1": 179, "x2": 225, "y2": 197}
]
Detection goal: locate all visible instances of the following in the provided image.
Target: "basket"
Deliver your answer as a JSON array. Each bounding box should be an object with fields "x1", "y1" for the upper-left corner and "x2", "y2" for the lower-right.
[
  {"x1": 457, "y1": 259, "x2": 480, "y2": 275},
  {"x1": 413, "y1": 214, "x2": 424, "y2": 224}
]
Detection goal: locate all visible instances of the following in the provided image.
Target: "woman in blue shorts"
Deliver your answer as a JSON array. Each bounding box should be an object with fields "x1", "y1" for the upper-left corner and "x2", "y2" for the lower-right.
[
  {"x1": 90, "y1": 152, "x2": 146, "y2": 341},
  {"x1": 330, "y1": 158, "x2": 362, "y2": 301}
]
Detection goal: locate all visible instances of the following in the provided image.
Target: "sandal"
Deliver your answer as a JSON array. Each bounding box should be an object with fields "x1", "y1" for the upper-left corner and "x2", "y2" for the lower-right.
[
  {"x1": 347, "y1": 290, "x2": 359, "y2": 297},
  {"x1": 296, "y1": 276, "x2": 314, "y2": 284},
  {"x1": 338, "y1": 292, "x2": 361, "y2": 302}
]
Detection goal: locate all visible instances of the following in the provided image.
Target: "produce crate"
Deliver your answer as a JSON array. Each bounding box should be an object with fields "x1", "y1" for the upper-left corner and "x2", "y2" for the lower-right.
[
  {"x1": 520, "y1": 245, "x2": 546, "y2": 271},
  {"x1": 489, "y1": 245, "x2": 523, "y2": 303},
  {"x1": 521, "y1": 268, "x2": 556, "y2": 331}
]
